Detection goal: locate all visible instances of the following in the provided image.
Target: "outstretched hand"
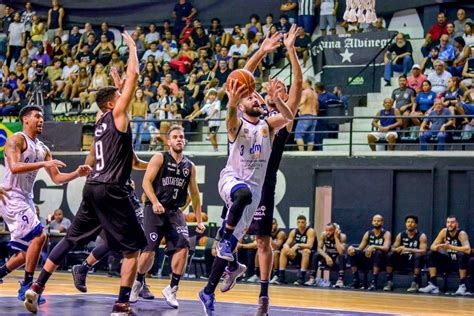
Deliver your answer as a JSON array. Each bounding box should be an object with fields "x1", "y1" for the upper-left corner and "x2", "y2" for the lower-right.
[
  {"x1": 122, "y1": 31, "x2": 136, "y2": 49},
  {"x1": 110, "y1": 67, "x2": 125, "y2": 92},
  {"x1": 262, "y1": 76, "x2": 285, "y2": 101},
  {"x1": 260, "y1": 31, "x2": 284, "y2": 54},
  {"x1": 283, "y1": 24, "x2": 301, "y2": 48}
]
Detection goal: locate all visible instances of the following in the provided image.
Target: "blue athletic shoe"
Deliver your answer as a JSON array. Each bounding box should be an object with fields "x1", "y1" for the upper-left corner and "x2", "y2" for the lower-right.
[
  {"x1": 199, "y1": 289, "x2": 216, "y2": 316},
  {"x1": 18, "y1": 281, "x2": 46, "y2": 305},
  {"x1": 216, "y1": 239, "x2": 234, "y2": 261}
]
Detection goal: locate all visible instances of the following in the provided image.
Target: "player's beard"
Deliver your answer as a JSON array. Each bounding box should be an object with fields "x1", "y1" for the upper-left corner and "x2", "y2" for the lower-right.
[
  {"x1": 171, "y1": 145, "x2": 183, "y2": 154},
  {"x1": 246, "y1": 107, "x2": 263, "y2": 117},
  {"x1": 372, "y1": 224, "x2": 382, "y2": 229}
]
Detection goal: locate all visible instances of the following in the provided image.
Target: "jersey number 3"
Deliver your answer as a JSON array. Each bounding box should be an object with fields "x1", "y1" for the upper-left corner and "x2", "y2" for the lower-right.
[{"x1": 95, "y1": 141, "x2": 105, "y2": 171}]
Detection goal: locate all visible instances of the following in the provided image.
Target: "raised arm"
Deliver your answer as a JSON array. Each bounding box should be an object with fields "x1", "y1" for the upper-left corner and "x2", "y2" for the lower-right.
[
  {"x1": 132, "y1": 151, "x2": 148, "y2": 170},
  {"x1": 189, "y1": 164, "x2": 205, "y2": 233},
  {"x1": 142, "y1": 153, "x2": 164, "y2": 214},
  {"x1": 113, "y1": 32, "x2": 139, "y2": 132},
  {"x1": 283, "y1": 25, "x2": 303, "y2": 115},
  {"x1": 225, "y1": 79, "x2": 247, "y2": 142},
  {"x1": 244, "y1": 32, "x2": 283, "y2": 73}
]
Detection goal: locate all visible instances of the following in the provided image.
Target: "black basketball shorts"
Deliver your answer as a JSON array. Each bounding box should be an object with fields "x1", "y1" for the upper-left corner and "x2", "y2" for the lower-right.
[{"x1": 143, "y1": 204, "x2": 190, "y2": 254}]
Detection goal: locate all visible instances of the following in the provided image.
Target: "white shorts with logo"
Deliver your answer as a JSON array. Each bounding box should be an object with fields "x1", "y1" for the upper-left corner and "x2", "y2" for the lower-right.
[
  {"x1": 218, "y1": 175, "x2": 262, "y2": 240},
  {"x1": 0, "y1": 193, "x2": 42, "y2": 252}
]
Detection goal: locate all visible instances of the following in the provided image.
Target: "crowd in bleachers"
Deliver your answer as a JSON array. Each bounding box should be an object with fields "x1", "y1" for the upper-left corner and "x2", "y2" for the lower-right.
[{"x1": 370, "y1": 9, "x2": 474, "y2": 151}]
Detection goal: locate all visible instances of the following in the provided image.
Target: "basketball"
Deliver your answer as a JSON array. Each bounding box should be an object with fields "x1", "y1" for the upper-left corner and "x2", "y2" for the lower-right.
[
  {"x1": 186, "y1": 212, "x2": 197, "y2": 222},
  {"x1": 201, "y1": 212, "x2": 208, "y2": 222},
  {"x1": 198, "y1": 236, "x2": 208, "y2": 247},
  {"x1": 226, "y1": 69, "x2": 256, "y2": 97}
]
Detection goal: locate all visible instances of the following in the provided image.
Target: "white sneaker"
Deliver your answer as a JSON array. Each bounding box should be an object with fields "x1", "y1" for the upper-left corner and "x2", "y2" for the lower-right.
[
  {"x1": 455, "y1": 284, "x2": 469, "y2": 296},
  {"x1": 419, "y1": 282, "x2": 440, "y2": 294},
  {"x1": 334, "y1": 279, "x2": 344, "y2": 288},
  {"x1": 304, "y1": 277, "x2": 316, "y2": 286},
  {"x1": 130, "y1": 280, "x2": 143, "y2": 303},
  {"x1": 162, "y1": 285, "x2": 179, "y2": 309},
  {"x1": 23, "y1": 289, "x2": 39, "y2": 313},
  {"x1": 269, "y1": 275, "x2": 280, "y2": 285},
  {"x1": 246, "y1": 274, "x2": 260, "y2": 283}
]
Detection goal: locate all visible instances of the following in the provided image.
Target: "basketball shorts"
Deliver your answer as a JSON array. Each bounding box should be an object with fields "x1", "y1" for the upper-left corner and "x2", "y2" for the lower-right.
[
  {"x1": 0, "y1": 194, "x2": 43, "y2": 252},
  {"x1": 218, "y1": 175, "x2": 262, "y2": 240},
  {"x1": 247, "y1": 182, "x2": 275, "y2": 236},
  {"x1": 65, "y1": 183, "x2": 147, "y2": 254},
  {"x1": 142, "y1": 204, "x2": 190, "y2": 254}
]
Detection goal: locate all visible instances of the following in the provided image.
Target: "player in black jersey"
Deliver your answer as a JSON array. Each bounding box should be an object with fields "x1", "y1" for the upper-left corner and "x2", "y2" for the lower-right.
[
  {"x1": 420, "y1": 215, "x2": 471, "y2": 295},
  {"x1": 307, "y1": 223, "x2": 347, "y2": 288},
  {"x1": 276, "y1": 215, "x2": 316, "y2": 285},
  {"x1": 24, "y1": 32, "x2": 145, "y2": 316},
  {"x1": 347, "y1": 214, "x2": 391, "y2": 291},
  {"x1": 131, "y1": 125, "x2": 205, "y2": 309},
  {"x1": 383, "y1": 215, "x2": 427, "y2": 292}
]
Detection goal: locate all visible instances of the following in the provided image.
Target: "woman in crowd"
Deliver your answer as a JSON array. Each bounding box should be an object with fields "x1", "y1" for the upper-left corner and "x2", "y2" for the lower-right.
[
  {"x1": 108, "y1": 51, "x2": 125, "y2": 76},
  {"x1": 149, "y1": 85, "x2": 172, "y2": 150},
  {"x1": 450, "y1": 37, "x2": 471, "y2": 77},
  {"x1": 170, "y1": 41, "x2": 195, "y2": 74},
  {"x1": 51, "y1": 36, "x2": 67, "y2": 61},
  {"x1": 79, "y1": 63, "x2": 108, "y2": 109},
  {"x1": 131, "y1": 88, "x2": 149, "y2": 151},
  {"x1": 245, "y1": 14, "x2": 262, "y2": 34},
  {"x1": 64, "y1": 67, "x2": 90, "y2": 101},
  {"x1": 140, "y1": 61, "x2": 159, "y2": 85},
  {"x1": 462, "y1": 22, "x2": 474, "y2": 50},
  {"x1": 17, "y1": 48, "x2": 32, "y2": 68},
  {"x1": 182, "y1": 73, "x2": 200, "y2": 112},
  {"x1": 411, "y1": 80, "x2": 437, "y2": 125},
  {"x1": 94, "y1": 34, "x2": 115, "y2": 66},
  {"x1": 262, "y1": 14, "x2": 274, "y2": 36}
]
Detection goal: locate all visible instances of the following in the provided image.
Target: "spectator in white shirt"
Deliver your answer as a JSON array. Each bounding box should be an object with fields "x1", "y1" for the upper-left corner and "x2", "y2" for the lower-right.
[
  {"x1": 186, "y1": 88, "x2": 221, "y2": 151},
  {"x1": 7, "y1": 13, "x2": 25, "y2": 68},
  {"x1": 427, "y1": 60, "x2": 452, "y2": 95},
  {"x1": 55, "y1": 56, "x2": 79, "y2": 97},
  {"x1": 145, "y1": 23, "x2": 160, "y2": 48},
  {"x1": 21, "y1": 1, "x2": 36, "y2": 34},
  {"x1": 141, "y1": 42, "x2": 163, "y2": 64},
  {"x1": 229, "y1": 36, "x2": 248, "y2": 69}
]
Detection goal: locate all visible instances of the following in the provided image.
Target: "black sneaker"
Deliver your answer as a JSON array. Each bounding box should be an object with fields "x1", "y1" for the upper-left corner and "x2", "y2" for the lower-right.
[
  {"x1": 293, "y1": 279, "x2": 305, "y2": 286},
  {"x1": 350, "y1": 280, "x2": 362, "y2": 289},
  {"x1": 384, "y1": 81, "x2": 391, "y2": 87},
  {"x1": 72, "y1": 264, "x2": 88, "y2": 293},
  {"x1": 368, "y1": 282, "x2": 377, "y2": 291}
]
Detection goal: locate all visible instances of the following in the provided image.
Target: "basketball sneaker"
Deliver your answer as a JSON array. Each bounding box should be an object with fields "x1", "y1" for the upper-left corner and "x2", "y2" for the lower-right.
[
  {"x1": 419, "y1": 282, "x2": 440, "y2": 294},
  {"x1": 221, "y1": 262, "x2": 247, "y2": 292},
  {"x1": 23, "y1": 282, "x2": 44, "y2": 313},
  {"x1": 255, "y1": 295, "x2": 269, "y2": 316},
  {"x1": 293, "y1": 279, "x2": 305, "y2": 286},
  {"x1": 455, "y1": 284, "x2": 470, "y2": 296},
  {"x1": 269, "y1": 275, "x2": 280, "y2": 285},
  {"x1": 111, "y1": 301, "x2": 135, "y2": 316},
  {"x1": 367, "y1": 281, "x2": 377, "y2": 291},
  {"x1": 304, "y1": 277, "x2": 316, "y2": 286},
  {"x1": 199, "y1": 289, "x2": 216, "y2": 316},
  {"x1": 162, "y1": 285, "x2": 179, "y2": 308},
  {"x1": 216, "y1": 239, "x2": 234, "y2": 261},
  {"x1": 334, "y1": 279, "x2": 344, "y2": 288},
  {"x1": 406, "y1": 282, "x2": 419, "y2": 293},
  {"x1": 139, "y1": 281, "x2": 155, "y2": 300},
  {"x1": 129, "y1": 279, "x2": 143, "y2": 303},
  {"x1": 383, "y1": 281, "x2": 393, "y2": 291},
  {"x1": 18, "y1": 281, "x2": 46, "y2": 305},
  {"x1": 246, "y1": 274, "x2": 260, "y2": 283},
  {"x1": 72, "y1": 264, "x2": 88, "y2": 293}
]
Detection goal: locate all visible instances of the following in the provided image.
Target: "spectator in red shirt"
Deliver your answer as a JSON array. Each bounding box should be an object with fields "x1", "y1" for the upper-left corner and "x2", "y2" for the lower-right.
[{"x1": 422, "y1": 12, "x2": 448, "y2": 57}]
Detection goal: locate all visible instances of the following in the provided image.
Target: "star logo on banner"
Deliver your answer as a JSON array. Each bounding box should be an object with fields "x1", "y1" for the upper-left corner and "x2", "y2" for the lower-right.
[{"x1": 340, "y1": 48, "x2": 354, "y2": 63}]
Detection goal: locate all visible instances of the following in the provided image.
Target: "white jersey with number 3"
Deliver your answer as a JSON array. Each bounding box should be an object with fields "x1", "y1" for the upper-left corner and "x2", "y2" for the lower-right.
[{"x1": 220, "y1": 118, "x2": 272, "y2": 187}]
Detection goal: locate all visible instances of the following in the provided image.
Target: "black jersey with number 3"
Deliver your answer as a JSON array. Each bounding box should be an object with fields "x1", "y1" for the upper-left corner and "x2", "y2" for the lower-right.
[
  {"x1": 151, "y1": 152, "x2": 193, "y2": 209},
  {"x1": 87, "y1": 110, "x2": 133, "y2": 186}
]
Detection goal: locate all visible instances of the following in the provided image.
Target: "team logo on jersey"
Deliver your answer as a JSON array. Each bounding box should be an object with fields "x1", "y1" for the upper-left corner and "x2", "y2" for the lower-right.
[
  {"x1": 182, "y1": 168, "x2": 190, "y2": 177},
  {"x1": 95, "y1": 123, "x2": 107, "y2": 137},
  {"x1": 261, "y1": 127, "x2": 268, "y2": 138},
  {"x1": 150, "y1": 232, "x2": 158, "y2": 242},
  {"x1": 244, "y1": 128, "x2": 249, "y2": 134}
]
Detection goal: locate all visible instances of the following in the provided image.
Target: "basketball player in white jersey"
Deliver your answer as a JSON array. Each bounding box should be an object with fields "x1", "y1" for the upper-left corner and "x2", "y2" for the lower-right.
[
  {"x1": 199, "y1": 48, "x2": 294, "y2": 315},
  {"x1": 0, "y1": 105, "x2": 91, "y2": 304}
]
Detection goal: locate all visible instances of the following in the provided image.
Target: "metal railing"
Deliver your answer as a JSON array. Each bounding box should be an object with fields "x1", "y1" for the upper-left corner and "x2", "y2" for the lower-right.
[{"x1": 130, "y1": 114, "x2": 474, "y2": 156}]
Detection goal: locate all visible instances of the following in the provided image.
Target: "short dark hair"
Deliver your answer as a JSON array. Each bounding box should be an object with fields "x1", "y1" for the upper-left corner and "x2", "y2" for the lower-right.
[
  {"x1": 167, "y1": 124, "x2": 184, "y2": 137},
  {"x1": 162, "y1": 85, "x2": 171, "y2": 96},
  {"x1": 399, "y1": 75, "x2": 407, "y2": 80},
  {"x1": 454, "y1": 36, "x2": 466, "y2": 46},
  {"x1": 405, "y1": 215, "x2": 418, "y2": 224},
  {"x1": 19, "y1": 105, "x2": 43, "y2": 123},
  {"x1": 280, "y1": 14, "x2": 289, "y2": 20},
  {"x1": 266, "y1": 14, "x2": 273, "y2": 19},
  {"x1": 211, "y1": 18, "x2": 221, "y2": 24},
  {"x1": 297, "y1": 215, "x2": 307, "y2": 221},
  {"x1": 250, "y1": 14, "x2": 260, "y2": 22},
  {"x1": 447, "y1": 215, "x2": 458, "y2": 222},
  {"x1": 315, "y1": 82, "x2": 325, "y2": 90},
  {"x1": 96, "y1": 86, "x2": 118, "y2": 110}
]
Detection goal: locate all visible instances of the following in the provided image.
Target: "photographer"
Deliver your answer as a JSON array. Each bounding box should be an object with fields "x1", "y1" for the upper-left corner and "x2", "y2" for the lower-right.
[{"x1": 26, "y1": 61, "x2": 54, "y2": 120}]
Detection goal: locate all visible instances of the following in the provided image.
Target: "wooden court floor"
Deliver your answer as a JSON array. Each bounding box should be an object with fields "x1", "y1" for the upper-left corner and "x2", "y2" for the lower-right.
[{"x1": 1, "y1": 270, "x2": 474, "y2": 315}]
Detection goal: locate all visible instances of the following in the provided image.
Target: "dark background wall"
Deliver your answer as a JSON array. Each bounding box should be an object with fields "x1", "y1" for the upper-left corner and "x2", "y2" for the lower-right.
[{"x1": 5, "y1": 154, "x2": 473, "y2": 246}]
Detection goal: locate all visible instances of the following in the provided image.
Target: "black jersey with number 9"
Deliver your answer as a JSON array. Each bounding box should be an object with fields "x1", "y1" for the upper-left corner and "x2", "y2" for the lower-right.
[{"x1": 87, "y1": 111, "x2": 133, "y2": 186}]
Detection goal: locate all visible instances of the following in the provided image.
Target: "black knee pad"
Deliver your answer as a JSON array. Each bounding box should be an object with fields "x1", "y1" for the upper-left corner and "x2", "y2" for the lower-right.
[
  {"x1": 232, "y1": 187, "x2": 252, "y2": 205},
  {"x1": 91, "y1": 243, "x2": 111, "y2": 262}
]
